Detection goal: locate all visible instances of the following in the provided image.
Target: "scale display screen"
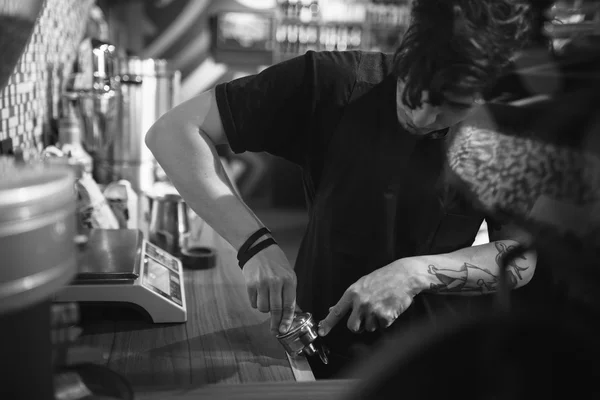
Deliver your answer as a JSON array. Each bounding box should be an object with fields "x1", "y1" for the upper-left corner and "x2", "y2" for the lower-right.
[
  {"x1": 143, "y1": 256, "x2": 183, "y2": 306},
  {"x1": 146, "y1": 258, "x2": 170, "y2": 294}
]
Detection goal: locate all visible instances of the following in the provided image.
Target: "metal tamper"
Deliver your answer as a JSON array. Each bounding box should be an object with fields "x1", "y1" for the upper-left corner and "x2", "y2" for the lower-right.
[{"x1": 276, "y1": 312, "x2": 329, "y2": 364}]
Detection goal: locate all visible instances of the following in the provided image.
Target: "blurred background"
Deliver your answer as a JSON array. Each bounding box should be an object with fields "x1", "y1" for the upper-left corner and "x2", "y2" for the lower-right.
[
  {"x1": 1, "y1": 0, "x2": 599, "y2": 261},
  {"x1": 2, "y1": 0, "x2": 600, "y2": 262},
  {"x1": 2, "y1": 0, "x2": 600, "y2": 398},
  {"x1": 93, "y1": 0, "x2": 415, "y2": 214}
]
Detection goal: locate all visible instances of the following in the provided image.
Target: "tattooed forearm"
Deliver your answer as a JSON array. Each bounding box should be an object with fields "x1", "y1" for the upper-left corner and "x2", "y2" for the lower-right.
[
  {"x1": 426, "y1": 241, "x2": 531, "y2": 294},
  {"x1": 428, "y1": 263, "x2": 500, "y2": 293}
]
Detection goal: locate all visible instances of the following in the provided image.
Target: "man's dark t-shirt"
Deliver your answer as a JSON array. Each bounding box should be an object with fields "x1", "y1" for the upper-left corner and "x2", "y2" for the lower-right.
[
  {"x1": 216, "y1": 51, "x2": 362, "y2": 197},
  {"x1": 215, "y1": 51, "x2": 490, "y2": 376}
]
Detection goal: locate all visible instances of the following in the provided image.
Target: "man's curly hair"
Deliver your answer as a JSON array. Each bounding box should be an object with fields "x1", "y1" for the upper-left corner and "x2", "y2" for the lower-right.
[{"x1": 394, "y1": 0, "x2": 545, "y2": 109}]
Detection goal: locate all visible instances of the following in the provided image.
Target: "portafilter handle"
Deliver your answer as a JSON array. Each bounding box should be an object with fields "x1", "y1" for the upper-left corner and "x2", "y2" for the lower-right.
[{"x1": 304, "y1": 342, "x2": 330, "y2": 365}]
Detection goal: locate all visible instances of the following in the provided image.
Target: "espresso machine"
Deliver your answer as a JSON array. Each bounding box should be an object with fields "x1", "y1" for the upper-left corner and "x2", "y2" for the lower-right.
[
  {"x1": 64, "y1": 38, "x2": 181, "y2": 234},
  {"x1": 66, "y1": 39, "x2": 181, "y2": 197}
]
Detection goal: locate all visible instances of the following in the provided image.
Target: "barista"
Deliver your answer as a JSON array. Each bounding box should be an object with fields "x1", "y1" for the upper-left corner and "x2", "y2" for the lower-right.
[{"x1": 145, "y1": 0, "x2": 539, "y2": 378}]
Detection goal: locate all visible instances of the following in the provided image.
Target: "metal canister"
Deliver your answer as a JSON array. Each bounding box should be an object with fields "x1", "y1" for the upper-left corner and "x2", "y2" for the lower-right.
[
  {"x1": 94, "y1": 56, "x2": 181, "y2": 194},
  {"x1": 147, "y1": 193, "x2": 190, "y2": 258},
  {"x1": 276, "y1": 312, "x2": 329, "y2": 364},
  {"x1": 0, "y1": 158, "x2": 78, "y2": 313},
  {"x1": 0, "y1": 158, "x2": 78, "y2": 400}
]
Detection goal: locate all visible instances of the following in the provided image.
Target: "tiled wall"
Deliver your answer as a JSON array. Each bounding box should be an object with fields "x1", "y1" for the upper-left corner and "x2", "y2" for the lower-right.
[{"x1": 0, "y1": 0, "x2": 94, "y2": 153}]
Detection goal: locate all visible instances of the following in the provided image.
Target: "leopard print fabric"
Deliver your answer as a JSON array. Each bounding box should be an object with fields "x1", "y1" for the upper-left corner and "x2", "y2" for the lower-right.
[{"x1": 446, "y1": 120, "x2": 600, "y2": 251}]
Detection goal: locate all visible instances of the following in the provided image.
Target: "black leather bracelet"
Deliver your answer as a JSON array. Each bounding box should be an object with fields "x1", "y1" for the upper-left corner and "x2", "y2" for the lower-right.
[
  {"x1": 238, "y1": 238, "x2": 277, "y2": 269},
  {"x1": 237, "y1": 227, "x2": 271, "y2": 262}
]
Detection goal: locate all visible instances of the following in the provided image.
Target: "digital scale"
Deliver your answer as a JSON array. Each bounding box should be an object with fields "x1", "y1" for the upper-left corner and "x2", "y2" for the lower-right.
[{"x1": 54, "y1": 229, "x2": 187, "y2": 323}]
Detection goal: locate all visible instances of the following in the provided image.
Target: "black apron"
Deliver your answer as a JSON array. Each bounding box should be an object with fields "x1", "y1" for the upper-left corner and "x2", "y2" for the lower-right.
[{"x1": 295, "y1": 73, "x2": 489, "y2": 360}]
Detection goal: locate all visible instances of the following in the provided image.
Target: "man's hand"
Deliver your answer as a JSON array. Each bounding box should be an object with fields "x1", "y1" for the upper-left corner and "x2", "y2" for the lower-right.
[
  {"x1": 318, "y1": 260, "x2": 425, "y2": 336},
  {"x1": 242, "y1": 244, "x2": 297, "y2": 335}
]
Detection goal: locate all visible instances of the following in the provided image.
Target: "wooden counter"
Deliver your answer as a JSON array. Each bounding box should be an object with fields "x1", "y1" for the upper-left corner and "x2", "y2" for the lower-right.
[
  {"x1": 135, "y1": 379, "x2": 355, "y2": 400},
  {"x1": 76, "y1": 223, "x2": 315, "y2": 392}
]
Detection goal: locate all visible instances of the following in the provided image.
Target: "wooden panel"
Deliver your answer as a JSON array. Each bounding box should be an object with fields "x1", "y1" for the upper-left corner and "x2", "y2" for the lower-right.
[
  {"x1": 184, "y1": 224, "x2": 296, "y2": 385},
  {"x1": 108, "y1": 320, "x2": 190, "y2": 387},
  {"x1": 75, "y1": 320, "x2": 115, "y2": 366},
  {"x1": 136, "y1": 379, "x2": 355, "y2": 400},
  {"x1": 76, "y1": 223, "x2": 309, "y2": 391}
]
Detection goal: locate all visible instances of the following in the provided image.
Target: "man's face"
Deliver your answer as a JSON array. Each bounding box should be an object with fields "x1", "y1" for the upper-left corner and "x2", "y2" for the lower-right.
[{"x1": 396, "y1": 80, "x2": 482, "y2": 134}]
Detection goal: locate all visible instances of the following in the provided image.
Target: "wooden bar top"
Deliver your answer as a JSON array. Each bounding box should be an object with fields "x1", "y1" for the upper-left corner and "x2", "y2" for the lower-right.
[
  {"x1": 76, "y1": 222, "x2": 315, "y2": 392},
  {"x1": 136, "y1": 379, "x2": 355, "y2": 400}
]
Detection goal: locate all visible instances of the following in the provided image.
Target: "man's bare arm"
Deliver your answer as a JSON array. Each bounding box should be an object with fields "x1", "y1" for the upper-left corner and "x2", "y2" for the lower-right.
[
  {"x1": 407, "y1": 222, "x2": 536, "y2": 295},
  {"x1": 145, "y1": 89, "x2": 265, "y2": 249},
  {"x1": 145, "y1": 90, "x2": 297, "y2": 335}
]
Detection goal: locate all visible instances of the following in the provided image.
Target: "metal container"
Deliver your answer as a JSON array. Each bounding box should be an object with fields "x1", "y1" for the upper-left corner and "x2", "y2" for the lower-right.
[
  {"x1": 0, "y1": 158, "x2": 78, "y2": 400},
  {"x1": 276, "y1": 312, "x2": 329, "y2": 364},
  {"x1": 67, "y1": 88, "x2": 122, "y2": 159},
  {"x1": 90, "y1": 57, "x2": 181, "y2": 233},
  {"x1": 75, "y1": 38, "x2": 120, "y2": 91},
  {"x1": 96, "y1": 57, "x2": 181, "y2": 195},
  {"x1": 147, "y1": 193, "x2": 190, "y2": 258},
  {"x1": 119, "y1": 57, "x2": 180, "y2": 140},
  {"x1": 0, "y1": 158, "x2": 77, "y2": 314},
  {"x1": 67, "y1": 38, "x2": 123, "y2": 184}
]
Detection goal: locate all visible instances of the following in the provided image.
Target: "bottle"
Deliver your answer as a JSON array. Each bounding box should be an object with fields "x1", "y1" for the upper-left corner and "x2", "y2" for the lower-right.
[
  {"x1": 287, "y1": 24, "x2": 299, "y2": 55},
  {"x1": 349, "y1": 26, "x2": 362, "y2": 49},
  {"x1": 103, "y1": 180, "x2": 139, "y2": 230},
  {"x1": 298, "y1": 25, "x2": 310, "y2": 54},
  {"x1": 306, "y1": 25, "x2": 319, "y2": 52},
  {"x1": 276, "y1": 24, "x2": 288, "y2": 55},
  {"x1": 58, "y1": 99, "x2": 93, "y2": 175},
  {"x1": 42, "y1": 149, "x2": 120, "y2": 234},
  {"x1": 288, "y1": 0, "x2": 298, "y2": 18}
]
